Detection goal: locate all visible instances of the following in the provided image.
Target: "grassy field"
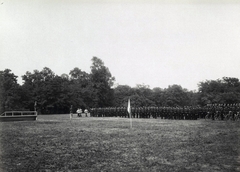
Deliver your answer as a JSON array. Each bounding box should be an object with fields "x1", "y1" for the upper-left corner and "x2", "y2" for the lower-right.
[{"x1": 0, "y1": 114, "x2": 239, "y2": 172}]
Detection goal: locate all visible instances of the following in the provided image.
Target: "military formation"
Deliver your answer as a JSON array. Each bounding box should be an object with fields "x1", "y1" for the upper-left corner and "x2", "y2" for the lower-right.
[
  {"x1": 88, "y1": 103, "x2": 240, "y2": 121},
  {"x1": 204, "y1": 103, "x2": 240, "y2": 121}
]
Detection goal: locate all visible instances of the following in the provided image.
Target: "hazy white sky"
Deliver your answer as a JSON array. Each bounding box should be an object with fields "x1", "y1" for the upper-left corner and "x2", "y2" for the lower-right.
[{"x1": 1, "y1": 0, "x2": 240, "y2": 91}]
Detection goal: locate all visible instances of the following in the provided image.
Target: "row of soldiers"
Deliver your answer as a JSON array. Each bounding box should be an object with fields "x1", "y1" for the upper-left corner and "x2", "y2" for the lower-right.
[
  {"x1": 88, "y1": 104, "x2": 240, "y2": 120},
  {"x1": 205, "y1": 103, "x2": 240, "y2": 120},
  {"x1": 89, "y1": 106, "x2": 201, "y2": 120}
]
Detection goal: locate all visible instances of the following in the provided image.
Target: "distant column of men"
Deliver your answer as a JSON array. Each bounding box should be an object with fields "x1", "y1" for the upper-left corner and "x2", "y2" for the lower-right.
[{"x1": 88, "y1": 103, "x2": 240, "y2": 121}]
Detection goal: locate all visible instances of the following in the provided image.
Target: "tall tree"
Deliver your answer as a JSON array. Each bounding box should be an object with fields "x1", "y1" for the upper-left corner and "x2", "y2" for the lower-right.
[
  {"x1": 152, "y1": 87, "x2": 165, "y2": 106},
  {"x1": 0, "y1": 69, "x2": 22, "y2": 113},
  {"x1": 90, "y1": 57, "x2": 115, "y2": 107},
  {"x1": 21, "y1": 67, "x2": 65, "y2": 113},
  {"x1": 132, "y1": 84, "x2": 155, "y2": 106},
  {"x1": 69, "y1": 67, "x2": 96, "y2": 110},
  {"x1": 113, "y1": 85, "x2": 134, "y2": 106},
  {"x1": 164, "y1": 85, "x2": 190, "y2": 107},
  {"x1": 21, "y1": 70, "x2": 43, "y2": 111},
  {"x1": 198, "y1": 77, "x2": 240, "y2": 105}
]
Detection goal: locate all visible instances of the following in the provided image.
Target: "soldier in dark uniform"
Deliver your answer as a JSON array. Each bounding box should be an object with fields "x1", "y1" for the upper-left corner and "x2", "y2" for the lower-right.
[
  {"x1": 135, "y1": 107, "x2": 139, "y2": 118},
  {"x1": 233, "y1": 104, "x2": 237, "y2": 121},
  {"x1": 211, "y1": 104, "x2": 215, "y2": 120},
  {"x1": 89, "y1": 108, "x2": 93, "y2": 117},
  {"x1": 181, "y1": 106, "x2": 185, "y2": 120},
  {"x1": 156, "y1": 107, "x2": 160, "y2": 119},
  {"x1": 147, "y1": 107, "x2": 151, "y2": 118},
  {"x1": 153, "y1": 106, "x2": 158, "y2": 119},
  {"x1": 139, "y1": 107, "x2": 143, "y2": 118},
  {"x1": 142, "y1": 106, "x2": 145, "y2": 118},
  {"x1": 162, "y1": 107, "x2": 166, "y2": 119},
  {"x1": 120, "y1": 107, "x2": 125, "y2": 118},
  {"x1": 131, "y1": 106, "x2": 135, "y2": 118},
  {"x1": 98, "y1": 108, "x2": 101, "y2": 117}
]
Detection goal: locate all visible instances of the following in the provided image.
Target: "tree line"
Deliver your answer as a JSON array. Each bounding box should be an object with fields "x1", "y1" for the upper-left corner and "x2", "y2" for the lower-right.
[{"x1": 1, "y1": 57, "x2": 240, "y2": 114}]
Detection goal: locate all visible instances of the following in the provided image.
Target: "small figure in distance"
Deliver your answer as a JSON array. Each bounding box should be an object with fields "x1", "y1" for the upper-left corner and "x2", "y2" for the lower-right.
[
  {"x1": 84, "y1": 109, "x2": 88, "y2": 117},
  {"x1": 77, "y1": 108, "x2": 82, "y2": 117}
]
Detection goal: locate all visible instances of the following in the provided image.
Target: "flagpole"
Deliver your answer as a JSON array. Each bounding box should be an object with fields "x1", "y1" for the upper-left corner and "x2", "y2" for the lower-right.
[
  {"x1": 70, "y1": 105, "x2": 73, "y2": 120},
  {"x1": 130, "y1": 115, "x2": 132, "y2": 129}
]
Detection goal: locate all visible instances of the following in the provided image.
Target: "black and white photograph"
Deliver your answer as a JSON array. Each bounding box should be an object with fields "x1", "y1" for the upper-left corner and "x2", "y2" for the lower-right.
[{"x1": 0, "y1": 0, "x2": 240, "y2": 171}]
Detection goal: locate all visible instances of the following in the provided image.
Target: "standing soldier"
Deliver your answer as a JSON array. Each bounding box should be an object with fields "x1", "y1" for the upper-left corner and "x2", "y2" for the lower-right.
[
  {"x1": 147, "y1": 106, "x2": 151, "y2": 118},
  {"x1": 116, "y1": 107, "x2": 121, "y2": 117},
  {"x1": 135, "y1": 107, "x2": 139, "y2": 118},
  {"x1": 233, "y1": 104, "x2": 237, "y2": 121},
  {"x1": 89, "y1": 108, "x2": 93, "y2": 117},
  {"x1": 180, "y1": 106, "x2": 184, "y2": 120},
  {"x1": 96, "y1": 108, "x2": 99, "y2": 117},
  {"x1": 160, "y1": 106, "x2": 164, "y2": 119},
  {"x1": 139, "y1": 107, "x2": 143, "y2": 118},
  {"x1": 132, "y1": 106, "x2": 135, "y2": 118},
  {"x1": 98, "y1": 107, "x2": 102, "y2": 117},
  {"x1": 185, "y1": 106, "x2": 189, "y2": 120},
  {"x1": 189, "y1": 106, "x2": 193, "y2": 120},
  {"x1": 154, "y1": 106, "x2": 157, "y2": 119},
  {"x1": 162, "y1": 107, "x2": 166, "y2": 119},
  {"x1": 211, "y1": 104, "x2": 215, "y2": 120},
  {"x1": 219, "y1": 104, "x2": 224, "y2": 120},
  {"x1": 120, "y1": 106, "x2": 125, "y2": 118}
]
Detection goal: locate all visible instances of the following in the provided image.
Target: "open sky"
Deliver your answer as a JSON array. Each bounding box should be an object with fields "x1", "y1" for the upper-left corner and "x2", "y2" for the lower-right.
[{"x1": 1, "y1": 0, "x2": 240, "y2": 91}]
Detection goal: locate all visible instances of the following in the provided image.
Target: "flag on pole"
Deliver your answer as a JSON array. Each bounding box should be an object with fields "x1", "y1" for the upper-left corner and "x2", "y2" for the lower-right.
[
  {"x1": 127, "y1": 98, "x2": 132, "y2": 128},
  {"x1": 127, "y1": 99, "x2": 131, "y2": 117}
]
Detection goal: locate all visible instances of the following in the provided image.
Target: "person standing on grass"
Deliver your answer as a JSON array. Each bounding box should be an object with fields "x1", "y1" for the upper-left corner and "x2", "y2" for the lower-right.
[
  {"x1": 34, "y1": 101, "x2": 37, "y2": 112},
  {"x1": 84, "y1": 109, "x2": 88, "y2": 117},
  {"x1": 77, "y1": 108, "x2": 82, "y2": 117}
]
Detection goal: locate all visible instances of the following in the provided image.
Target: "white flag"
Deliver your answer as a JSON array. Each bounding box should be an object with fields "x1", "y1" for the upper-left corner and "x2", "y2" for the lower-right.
[{"x1": 127, "y1": 99, "x2": 131, "y2": 116}]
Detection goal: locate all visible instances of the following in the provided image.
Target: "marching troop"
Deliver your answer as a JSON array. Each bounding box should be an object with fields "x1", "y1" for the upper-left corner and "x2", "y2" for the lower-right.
[{"x1": 88, "y1": 104, "x2": 240, "y2": 121}]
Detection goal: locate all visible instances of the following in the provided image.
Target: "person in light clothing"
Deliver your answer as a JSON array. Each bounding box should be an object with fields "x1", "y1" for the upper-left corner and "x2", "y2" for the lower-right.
[
  {"x1": 77, "y1": 108, "x2": 82, "y2": 117},
  {"x1": 84, "y1": 109, "x2": 88, "y2": 117}
]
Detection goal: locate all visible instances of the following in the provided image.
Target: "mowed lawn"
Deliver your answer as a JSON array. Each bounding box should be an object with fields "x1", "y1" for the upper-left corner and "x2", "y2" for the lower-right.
[{"x1": 0, "y1": 115, "x2": 239, "y2": 172}]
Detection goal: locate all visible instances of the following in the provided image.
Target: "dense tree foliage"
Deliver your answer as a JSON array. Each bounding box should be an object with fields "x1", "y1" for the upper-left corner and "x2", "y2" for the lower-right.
[
  {"x1": 0, "y1": 69, "x2": 23, "y2": 113},
  {"x1": 113, "y1": 84, "x2": 193, "y2": 107},
  {"x1": 90, "y1": 57, "x2": 115, "y2": 107},
  {"x1": 198, "y1": 77, "x2": 240, "y2": 105},
  {"x1": 1, "y1": 57, "x2": 240, "y2": 114}
]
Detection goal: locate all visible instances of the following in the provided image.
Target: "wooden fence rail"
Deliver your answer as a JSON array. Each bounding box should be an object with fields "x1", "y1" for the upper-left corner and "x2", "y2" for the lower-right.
[{"x1": 0, "y1": 111, "x2": 37, "y2": 122}]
